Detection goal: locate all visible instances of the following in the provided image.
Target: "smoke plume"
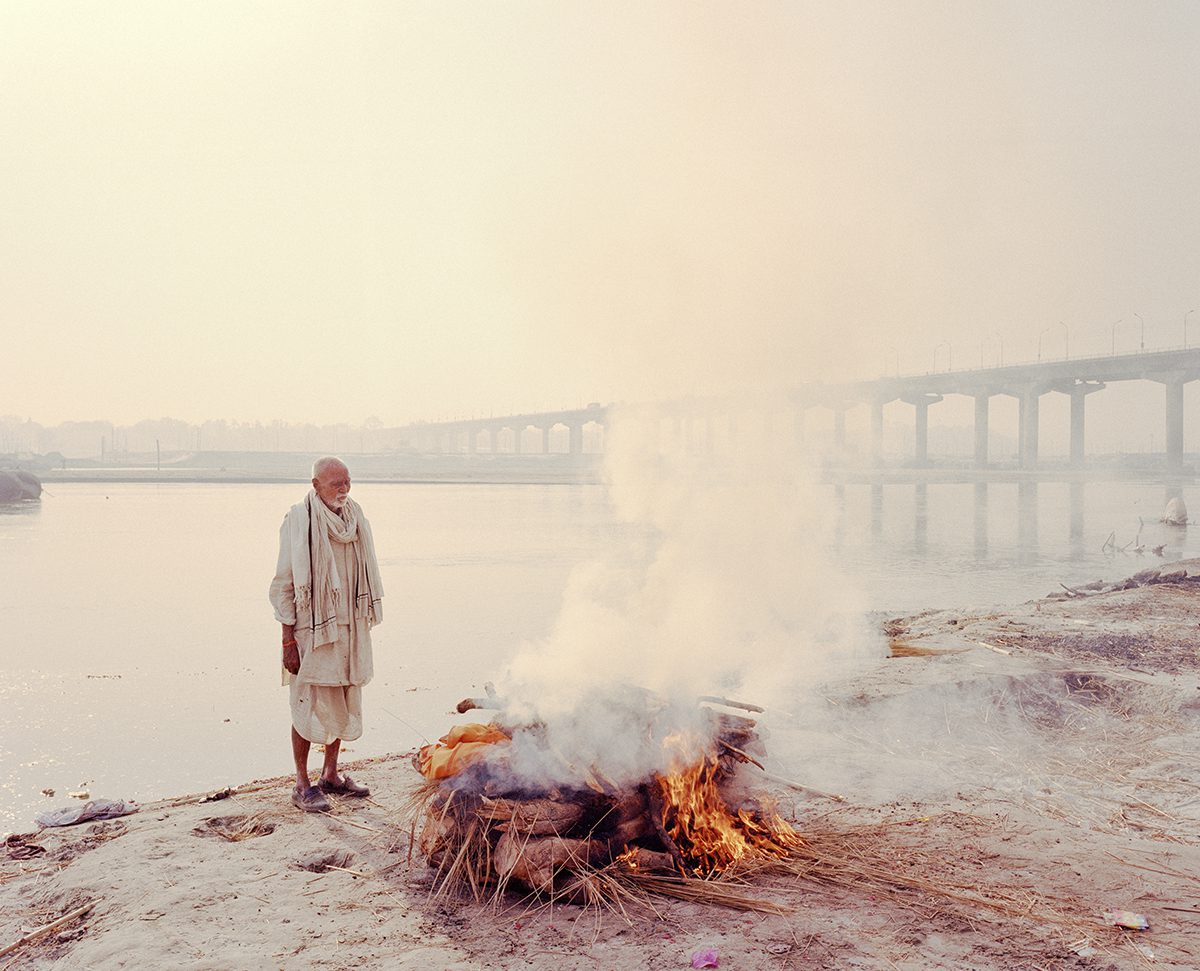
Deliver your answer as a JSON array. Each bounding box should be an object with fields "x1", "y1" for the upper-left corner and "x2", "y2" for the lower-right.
[{"x1": 492, "y1": 401, "x2": 883, "y2": 790}]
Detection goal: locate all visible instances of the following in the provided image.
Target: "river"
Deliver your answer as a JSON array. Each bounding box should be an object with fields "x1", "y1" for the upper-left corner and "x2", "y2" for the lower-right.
[{"x1": 1, "y1": 478, "x2": 1193, "y2": 830}]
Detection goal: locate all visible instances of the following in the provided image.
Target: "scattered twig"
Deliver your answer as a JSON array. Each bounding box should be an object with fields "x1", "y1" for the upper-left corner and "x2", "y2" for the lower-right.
[
  {"x1": 0, "y1": 902, "x2": 95, "y2": 959},
  {"x1": 324, "y1": 864, "x2": 372, "y2": 878},
  {"x1": 325, "y1": 815, "x2": 385, "y2": 835}
]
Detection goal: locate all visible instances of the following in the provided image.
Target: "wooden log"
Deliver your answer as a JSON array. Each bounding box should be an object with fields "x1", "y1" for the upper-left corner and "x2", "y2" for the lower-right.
[
  {"x1": 624, "y1": 846, "x2": 678, "y2": 872},
  {"x1": 644, "y1": 783, "x2": 686, "y2": 873},
  {"x1": 714, "y1": 713, "x2": 758, "y2": 736},
  {"x1": 494, "y1": 833, "x2": 591, "y2": 893},
  {"x1": 610, "y1": 789, "x2": 649, "y2": 823},
  {"x1": 599, "y1": 815, "x2": 654, "y2": 858},
  {"x1": 718, "y1": 740, "x2": 765, "y2": 770},
  {"x1": 488, "y1": 799, "x2": 585, "y2": 836}
]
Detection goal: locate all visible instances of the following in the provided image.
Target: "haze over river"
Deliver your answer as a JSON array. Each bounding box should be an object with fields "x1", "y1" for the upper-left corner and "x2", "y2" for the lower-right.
[{"x1": 2, "y1": 478, "x2": 1195, "y2": 830}]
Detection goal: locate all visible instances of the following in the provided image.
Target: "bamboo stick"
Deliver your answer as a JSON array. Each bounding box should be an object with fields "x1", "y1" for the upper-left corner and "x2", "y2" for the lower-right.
[
  {"x1": 754, "y1": 769, "x2": 845, "y2": 803},
  {"x1": 698, "y1": 695, "x2": 765, "y2": 714},
  {"x1": 0, "y1": 902, "x2": 95, "y2": 959},
  {"x1": 976, "y1": 641, "x2": 1012, "y2": 656}
]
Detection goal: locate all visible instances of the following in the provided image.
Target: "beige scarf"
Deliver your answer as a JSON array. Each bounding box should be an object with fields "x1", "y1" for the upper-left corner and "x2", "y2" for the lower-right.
[{"x1": 288, "y1": 490, "x2": 384, "y2": 649}]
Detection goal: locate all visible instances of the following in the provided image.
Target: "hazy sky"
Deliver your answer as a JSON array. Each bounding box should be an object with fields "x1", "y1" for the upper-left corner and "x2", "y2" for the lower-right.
[{"x1": 4, "y1": 2, "x2": 1199, "y2": 426}]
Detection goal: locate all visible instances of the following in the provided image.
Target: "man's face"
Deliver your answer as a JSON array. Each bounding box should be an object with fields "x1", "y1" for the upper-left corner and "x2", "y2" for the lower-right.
[{"x1": 313, "y1": 462, "x2": 351, "y2": 512}]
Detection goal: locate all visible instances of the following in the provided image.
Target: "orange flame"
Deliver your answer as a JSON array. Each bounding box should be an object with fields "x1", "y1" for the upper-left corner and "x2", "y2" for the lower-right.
[{"x1": 657, "y1": 756, "x2": 802, "y2": 876}]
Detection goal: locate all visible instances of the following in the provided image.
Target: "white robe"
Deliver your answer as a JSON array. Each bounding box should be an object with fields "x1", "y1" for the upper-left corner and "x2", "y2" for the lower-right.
[{"x1": 270, "y1": 507, "x2": 376, "y2": 743}]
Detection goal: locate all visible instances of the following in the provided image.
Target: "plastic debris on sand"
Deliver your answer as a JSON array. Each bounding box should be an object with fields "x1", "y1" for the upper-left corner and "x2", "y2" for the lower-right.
[{"x1": 35, "y1": 799, "x2": 139, "y2": 828}]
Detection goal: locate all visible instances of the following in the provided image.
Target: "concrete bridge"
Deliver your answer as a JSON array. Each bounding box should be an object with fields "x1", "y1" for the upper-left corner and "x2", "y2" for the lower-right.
[
  {"x1": 401, "y1": 347, "x2": 1200, "y2": 470},
  {"x1": 832, "y1": 346, "x2": 1200, "y2": 470},
  {"x1": 402, "y1": 403, "x2": 608, "y2": 455}
]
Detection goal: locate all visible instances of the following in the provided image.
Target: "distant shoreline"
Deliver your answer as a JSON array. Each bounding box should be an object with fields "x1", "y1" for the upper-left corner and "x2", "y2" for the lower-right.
[
  {"x1": 37, "y1": 469, "x2": 603, "y2": 486},
  {"x1": 35, "y1": 466, "x2": 1196, "y2": 488}
]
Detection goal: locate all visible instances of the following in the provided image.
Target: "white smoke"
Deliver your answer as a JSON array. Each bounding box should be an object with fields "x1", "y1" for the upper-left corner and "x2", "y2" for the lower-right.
[{"x1": 490, "y1": 400, "x2": 883, "y2": 790}]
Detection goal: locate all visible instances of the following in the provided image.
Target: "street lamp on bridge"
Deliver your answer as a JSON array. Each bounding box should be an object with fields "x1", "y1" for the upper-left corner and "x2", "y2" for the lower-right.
[
  {"x1": 1037, "y1": 326, "x2": 1051, "y2": 362},
  {"x1": 1134, "y1": 312, "x2": 1145, "y2": 351},
  {"x1": 1110, "y1": 318, "x2": 1123, "y2": 356},
  {"x1": 1059, "y1": 320, "x2": 1069, "y2": 359},
  {"x1": 1185, "y1": 309, "x2": 1196, "y2": 348},
  {"x1": 932, "y1": 341, "x2": 952, "y2": 372}
]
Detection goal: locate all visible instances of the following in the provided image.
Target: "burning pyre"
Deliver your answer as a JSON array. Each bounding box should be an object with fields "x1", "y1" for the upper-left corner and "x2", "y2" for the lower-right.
[{"x1": 409, "y1": 685, "x2": 803, "y2": 908}]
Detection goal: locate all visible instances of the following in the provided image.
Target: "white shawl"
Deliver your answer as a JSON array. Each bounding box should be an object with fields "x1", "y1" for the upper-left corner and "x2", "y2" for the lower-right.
[{"x1": 286, "y1": 490, "x2": 384, "y2": 649}]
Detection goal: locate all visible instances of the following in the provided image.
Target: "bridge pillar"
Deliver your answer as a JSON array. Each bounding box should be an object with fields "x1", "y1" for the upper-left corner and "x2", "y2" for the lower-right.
[
  {"x1": 467, "y1": 428, "x2": 477, "y2": 455},
  {"x1": 973, "y1": 394, "x2": 990, "y2": 469},
  {"x1": 541, "y1": 425, "x2": 551, "y2": 454},
  {"x1": 903, "y1": 394, "x2": 942, "y2": 468},
  {"x1": 512, "y1": 426, "x2": 523, "y2": 455},
  {"x1": 914, "y1": 403, "x2": 928, "y2": 467},
  {"x1": 833, "y1": 407, "x2": 847, "y2": 451},
  {"x1": 1069, "y1": 391, "x2": 1085, "y2": 468},
  {"x1": 1066, "y1": 381, "x2": 1104, "y2": 469},
  {"x1": 568, "y1": 422, "x2": 583, "y2": 455},
  {"x1": 1165, "y1": 377, "x2": 1186, "y2": 470},
  {"x1": 870, "y1": 399, "x2": 884, "y2": 465},
  {"x1": 1019, "y1": 390, "x2": 1040, "y2": 469},
  {"x1": 488, "y1": 427, "x2": 498, "y2": 453}
]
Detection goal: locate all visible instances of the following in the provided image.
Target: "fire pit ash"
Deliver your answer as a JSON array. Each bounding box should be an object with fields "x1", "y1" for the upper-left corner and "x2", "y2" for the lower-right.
[{"x1": 408, "y1": 684, "x2": 801, "y2": 906}]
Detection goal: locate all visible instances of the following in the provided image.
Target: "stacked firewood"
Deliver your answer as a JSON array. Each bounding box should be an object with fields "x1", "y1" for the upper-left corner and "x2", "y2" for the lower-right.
[{"x1": 415, "y1": 697, "x2": 771, "y2": 899}]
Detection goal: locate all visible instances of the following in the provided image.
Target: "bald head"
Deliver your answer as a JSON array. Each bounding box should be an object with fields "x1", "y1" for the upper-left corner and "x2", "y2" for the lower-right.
[
  {"x1": 312, "y1": 456, "x2": 346, "y2": 480},
  {"x1": 311, "y1": 456, "x2": 351, "y2": 512}
]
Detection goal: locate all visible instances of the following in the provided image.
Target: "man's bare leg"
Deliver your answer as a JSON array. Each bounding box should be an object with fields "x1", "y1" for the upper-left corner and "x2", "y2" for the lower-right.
[
  {"x1": 319, "y1": 738, "x2": 342, "y2": 784},
  {"x1": 291, "y1": 727, "x2": 313, "y2": 791}
]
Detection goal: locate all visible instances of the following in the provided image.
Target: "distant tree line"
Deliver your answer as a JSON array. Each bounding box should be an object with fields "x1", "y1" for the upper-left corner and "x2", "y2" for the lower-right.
[{"x1": 0, "y1": 415, "x2": 394, "y2": 459}]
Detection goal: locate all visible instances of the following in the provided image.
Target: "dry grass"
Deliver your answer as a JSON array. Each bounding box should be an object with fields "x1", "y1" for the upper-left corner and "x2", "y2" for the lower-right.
[
  {"x1": 192, "y1": 812, "x2": 276, "y2": 842},
  {"x1": 403, "y1": 780, "x2": 1114, "y2": 941}
]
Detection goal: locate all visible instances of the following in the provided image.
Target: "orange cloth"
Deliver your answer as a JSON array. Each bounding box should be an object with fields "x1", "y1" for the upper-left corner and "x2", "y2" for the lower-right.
[{"x1": 418, "y1": 723, "x2": 510, "y2": 780}]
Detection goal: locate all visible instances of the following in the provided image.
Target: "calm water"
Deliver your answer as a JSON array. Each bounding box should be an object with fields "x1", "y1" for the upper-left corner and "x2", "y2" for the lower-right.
[{"x1": 1, "y1": 479, "x2": 1193, "y2": 830}]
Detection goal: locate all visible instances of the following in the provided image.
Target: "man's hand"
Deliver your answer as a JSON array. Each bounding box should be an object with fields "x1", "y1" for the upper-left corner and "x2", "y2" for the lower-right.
[{"x1": 282, "y1": 624, "x2": 300, "y2": 675}]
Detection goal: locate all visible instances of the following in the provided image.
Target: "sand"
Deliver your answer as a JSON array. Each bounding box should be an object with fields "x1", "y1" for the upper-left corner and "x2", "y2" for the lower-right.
[{"x1": 3, "y1": 561, "x2": 1200, "y2": 970}]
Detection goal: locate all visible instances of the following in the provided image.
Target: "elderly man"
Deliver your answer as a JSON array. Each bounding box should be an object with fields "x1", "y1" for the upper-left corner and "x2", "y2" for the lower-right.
[{"x1": 269, "y1": 456, "x2": 384, "y2": 812}]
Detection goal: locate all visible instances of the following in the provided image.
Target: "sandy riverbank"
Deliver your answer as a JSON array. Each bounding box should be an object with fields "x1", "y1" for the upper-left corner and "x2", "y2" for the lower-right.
[{"x1": 4, "y1": 563, "x2": 1200, "y2": 970}]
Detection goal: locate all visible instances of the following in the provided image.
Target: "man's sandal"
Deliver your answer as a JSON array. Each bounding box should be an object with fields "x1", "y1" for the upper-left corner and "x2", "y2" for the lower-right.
[
  {"x1": 292, "y1": 785, "x2": 331, "y2": 812},
  {"x1": 317, "y1": 774, "x2": 370, "y2": 798}
]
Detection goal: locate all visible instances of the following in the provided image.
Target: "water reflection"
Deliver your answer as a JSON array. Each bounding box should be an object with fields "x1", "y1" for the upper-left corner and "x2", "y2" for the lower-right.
[
  {"x1": 1017, "y1": 481, "x2": 1038, "y2": 565},
  {"x1": 861, "y1": 476, "x2": 1186, "y2": 570},
  {"x1": 913, "y1": 483, "x2": 927, "y2": 554},
  {"x1": 0, "y1": 500, "x2": 41, "y2": 517},
  {"x1": 1069, "y1": 482, "x2": 1085, "y2": 558},
  {"x1": 833, "y1": 484, "x2": 846, "y2": 547}
]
